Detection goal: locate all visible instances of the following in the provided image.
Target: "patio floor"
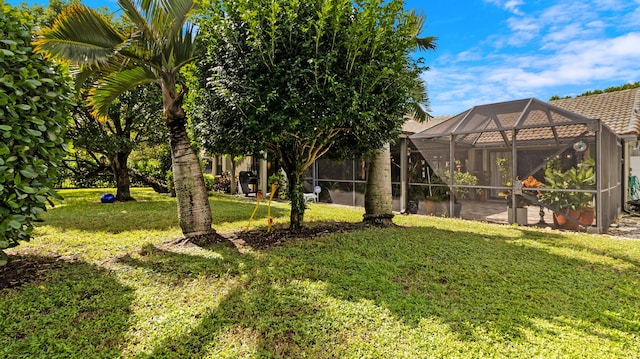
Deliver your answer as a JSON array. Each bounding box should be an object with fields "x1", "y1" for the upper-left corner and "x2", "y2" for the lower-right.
[{"x1": 412, "y1": 199, "x2": 558, "y2": 227}]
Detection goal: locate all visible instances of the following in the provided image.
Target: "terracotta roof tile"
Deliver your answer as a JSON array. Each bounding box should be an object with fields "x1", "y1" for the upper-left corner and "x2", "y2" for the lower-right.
[{"x1": 550, "y1": 88, "x2": 640, "y2": 136}]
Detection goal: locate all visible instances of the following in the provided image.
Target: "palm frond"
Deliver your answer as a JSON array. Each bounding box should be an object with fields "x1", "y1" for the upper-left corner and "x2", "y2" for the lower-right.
[
  {"x1": 409, "y1": 76, "x2": 430, "y2": 122},
  {"x1": 33, "y1": 5, "x2": 125, "y2": 66},
  {"x1": 408, "y1": 11, "x2": 438, "y2": 52},
  {"x1": 89, "y1": 66, "x2": 158, "y2": 119},
  {"x1": 416, "y1": 35, "x2": 437, "y2": 51},
  {"x1": 162, "y1": 0, "x2": 197, "y2": 33},
  {"x1": 167, "y1": 22, "x2": 199, "y2": 70},
  {"x1": 118, "y1": 0, "x2": 198, "y2": 71},
  {"x1": 118, "y1": 0, "x2": 157, "y2": 42},
  {"x1": 409, "y1": 102, "x2": 428, "y2": 122}
]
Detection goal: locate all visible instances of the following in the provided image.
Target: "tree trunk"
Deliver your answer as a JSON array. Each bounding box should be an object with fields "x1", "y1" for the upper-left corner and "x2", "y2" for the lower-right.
[
  {"x1": 363, "y1": 143, "x2": 394, "y2": 226},
  {"x1": 284, "y1": 168, "x2": 305, "y2": 230},
  {"x1": 161, "y1": 78, "x2": 218, "y2": 242},
  {"x1": 112, "y1": 151, "x2": 135, "y2": 201},
  {"x1": 166, "y1": 115, "x2": 216, "y2": 240},
  {"x1": 128, "y1": 169, "x2": 169, "y2": 193}
]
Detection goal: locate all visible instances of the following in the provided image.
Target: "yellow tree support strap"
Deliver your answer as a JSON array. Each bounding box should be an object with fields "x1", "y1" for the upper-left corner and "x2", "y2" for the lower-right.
[
  {"x1": 267, "y1": 183, "x2": 279, "y2": 233},
  {"x1": 245, "y1": 191, "x2": 263, "y2": 232}
]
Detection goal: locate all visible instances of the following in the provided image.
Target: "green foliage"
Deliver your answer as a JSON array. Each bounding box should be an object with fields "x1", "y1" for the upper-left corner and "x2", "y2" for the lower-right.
[
  {"x1": 268, "y1": 172, "x2": 288, "y2": 200},
  {"x1": 64, "y1": 84, "x2": 165, "y2": 199},
  {"x1": 577, "y1": 82, "x2": 640, "y2": 97},
  {"x1": 194, "y1": 0, "x2": 425, "y2": 227},
  {"x1": 550, "y1": 81, "x2": 640, "y2": 100},
  {"x1": 129, "y1": 143, "x2": 172, "y2": 188},
  {"x1": 438, "y1": 165, "x2": 479, "y2": 200},
  {"x1": 422, "y1": 176, "x2": 448, "y2": 201},
  {"x1": 165, "y1": 170, "x2": 175, "y2": 196},
  {"x1": 540, "y1": 156, "x2": 595, "y2": 211},
  {"x1": 0, "y1": 1, "x2": 72, "y2": 265},
  {"x1": 203, "y1": 173, "x2": 215, "y2": 191}
]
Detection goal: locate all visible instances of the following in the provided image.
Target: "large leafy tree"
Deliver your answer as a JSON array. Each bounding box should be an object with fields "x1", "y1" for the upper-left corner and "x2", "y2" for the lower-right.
[
  {"x1": 195, "y1": 0, "x2": 424, "y2": 229},
  {"x1": 34, "y1": 0, "x2": 218, "y2": 241},
  {"x1": 68, "y1": 84, "x2": 165, "y2": 201},
  {"x1": 0, "y1": 0, "x2": 73, "y2": 265}
]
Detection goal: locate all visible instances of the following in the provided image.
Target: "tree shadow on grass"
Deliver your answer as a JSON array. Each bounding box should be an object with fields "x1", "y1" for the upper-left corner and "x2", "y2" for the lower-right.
[
  {"x1": 120, "y1": 225, "x2": 640, "y2": 357},
  {"x1": 1, "y1": 256, "x2": 134, "y2": 358},
  {"x1": 115, "y1": 243, "x2": 247, "y2": 285}
]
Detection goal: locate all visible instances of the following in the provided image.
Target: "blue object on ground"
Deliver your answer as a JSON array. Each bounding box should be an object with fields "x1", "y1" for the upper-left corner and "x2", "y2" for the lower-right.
[{"x1": 101, "y1": 193, "x2": 116, "y2": 203}]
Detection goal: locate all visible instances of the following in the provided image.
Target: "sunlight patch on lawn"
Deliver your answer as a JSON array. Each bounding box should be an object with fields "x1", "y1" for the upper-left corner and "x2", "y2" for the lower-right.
[{"x1": 513, "y1": 239, "x2": 637, "y2": 271}]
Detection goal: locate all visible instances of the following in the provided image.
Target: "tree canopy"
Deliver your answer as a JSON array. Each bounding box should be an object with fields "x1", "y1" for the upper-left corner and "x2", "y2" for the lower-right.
[
  {"x1": 0, "y1": 0, "x2": 73, "y2": 265},
  {"x1": 194, "y1": 0, "x2": 425, "y2": 228},
  {"x1": 549, "y1": 81, "x2": 640, "y2": 100},
  {"x1": 67, "y1": 84, "x2": 165, "y2": 200}
]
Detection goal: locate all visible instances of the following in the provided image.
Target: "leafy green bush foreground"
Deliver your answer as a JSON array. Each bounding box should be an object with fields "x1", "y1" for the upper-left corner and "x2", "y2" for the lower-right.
[{"x1": 2, "y1": 188, "x2": 639, "y2": 358}]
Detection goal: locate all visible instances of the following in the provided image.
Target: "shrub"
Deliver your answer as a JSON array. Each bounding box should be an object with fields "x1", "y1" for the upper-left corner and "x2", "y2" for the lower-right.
[
  {"x1": 0, "y1": 2, "x2": 73, "y2": 265},
  {"x1": 165, "y1": 170, "x2": 175, "y2": 197},
  {"x1": 203, "y1": 173, "x2": 215, "y2": 191},
  {"x1": 268, "y1": 172, "x2": 288, "y2": 200}
]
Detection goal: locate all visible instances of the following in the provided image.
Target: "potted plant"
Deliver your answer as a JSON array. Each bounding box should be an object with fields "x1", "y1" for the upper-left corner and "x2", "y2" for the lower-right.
[
  {"x1": 438, "y1": 163, "x2": 479, "y2": 217},
  {"x1": 423, "y1": 177, "x2": 448, "y2": 216},
  {"x1": 540, "y1": 156, "x2": 595, "y2": 229}
]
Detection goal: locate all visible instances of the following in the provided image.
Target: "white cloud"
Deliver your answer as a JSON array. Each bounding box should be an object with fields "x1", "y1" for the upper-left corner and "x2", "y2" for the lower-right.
[
  {"x1": 456, "y1": 48, "x2": 485, "y2": 62},
  {"x1": 424, "y1": 1, "x2": 640, "y2": 116},
  {"x1": 425, "y1": 32, "x2": 640, "y2": 116},
  {"x1": 505, "y1": 17, "x2": 541, "y2": 46},
  {"x1": 484, "y1": 0, "x2": 525, "y2": 15}
]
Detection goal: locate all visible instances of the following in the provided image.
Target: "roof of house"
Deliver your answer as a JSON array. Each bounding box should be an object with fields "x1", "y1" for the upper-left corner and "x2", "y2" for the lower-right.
[
  {"x1": 402, "y1": 115, "x2": 452, "y2": 134},
  {"x1": 550, "y1": 88, "x2": 640, "y2": 137}
]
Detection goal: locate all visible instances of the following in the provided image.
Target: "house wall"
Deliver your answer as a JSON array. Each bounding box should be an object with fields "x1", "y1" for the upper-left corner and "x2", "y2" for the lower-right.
[{"x1": 632, "y1": 157, "x2": 640, "y2": 178}]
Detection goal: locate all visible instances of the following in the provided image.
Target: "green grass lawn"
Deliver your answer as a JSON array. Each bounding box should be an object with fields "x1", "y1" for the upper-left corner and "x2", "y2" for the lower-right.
[{"x1": 2, "y1": 188, "x2": 639, "y2": 358}]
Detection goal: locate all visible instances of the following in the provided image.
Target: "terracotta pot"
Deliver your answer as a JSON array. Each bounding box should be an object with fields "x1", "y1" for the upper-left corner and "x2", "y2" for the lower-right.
[
  {"x1": 424, "y1": 200, "x2": 438, "y2": 215},
  {"x1": 580, "y1": 207, "x2": 595, "y2": 226},
  {"x1": 553, "y1": 209, "x2": 581, "y2": 230}
]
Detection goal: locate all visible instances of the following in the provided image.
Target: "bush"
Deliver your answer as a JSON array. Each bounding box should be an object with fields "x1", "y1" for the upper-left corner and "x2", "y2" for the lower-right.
[
  {"x1": 0, "y1": 2, "x2": 73, "y2": 265},
  {"x1": 203, "y1": 173, "x2": 215, "y2": 191},
  {"x1": 165, "y1": 171, "x2": 175, "y2": 197},
  {"x1": 268, "y1": 172, "x2": 288, "y2": 200}
]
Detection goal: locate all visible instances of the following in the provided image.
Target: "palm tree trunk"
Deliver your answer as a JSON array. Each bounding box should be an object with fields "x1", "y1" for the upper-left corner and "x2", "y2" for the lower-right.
[
  {"x1": 112, "y1": 151, "x2": 134, "y2": 201},
  {"x1": 167, "y1": 115, "x2": 216, "y2": 239},
  {"x1": 363, "y1": 143, "x2": 394, "y2": 226},
  {"x1": 162, "y1": 79, "x2": 217, "y2": 241}
]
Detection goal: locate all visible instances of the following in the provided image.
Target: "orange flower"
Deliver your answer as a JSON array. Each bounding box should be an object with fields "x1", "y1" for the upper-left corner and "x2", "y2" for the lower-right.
[{"x1": 522, "y1": 176, "x2": 542, "y2": 188}]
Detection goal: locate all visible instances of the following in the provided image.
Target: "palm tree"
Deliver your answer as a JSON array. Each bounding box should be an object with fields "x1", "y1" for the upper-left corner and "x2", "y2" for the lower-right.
[
  {"x1": 363, "y1": 16, "x2": 436, "y2": 225},
  {"x1": 34, "y1": 0, "x2": 217, "y2": 241}
]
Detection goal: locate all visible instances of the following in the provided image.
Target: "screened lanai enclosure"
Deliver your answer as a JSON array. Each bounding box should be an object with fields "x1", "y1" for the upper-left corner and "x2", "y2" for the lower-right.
[{"x1": 408, "y1": 98, "x2": 622, "y2": 233}]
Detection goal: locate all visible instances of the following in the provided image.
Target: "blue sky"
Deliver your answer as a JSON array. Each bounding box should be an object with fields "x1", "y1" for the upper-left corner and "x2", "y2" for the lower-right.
[
  {"x1": 10, "y1": 0, "x2": 640, "y2": 116},
  {"x1": 409, "y1": 0, "x2": 640, "y2": 115}
]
